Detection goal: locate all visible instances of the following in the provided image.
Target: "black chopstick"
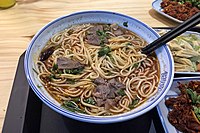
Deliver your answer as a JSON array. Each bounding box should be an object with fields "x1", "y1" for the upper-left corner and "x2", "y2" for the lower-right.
[{"x1": 141, "y1": 12, "x2": 200, "y2": 55}]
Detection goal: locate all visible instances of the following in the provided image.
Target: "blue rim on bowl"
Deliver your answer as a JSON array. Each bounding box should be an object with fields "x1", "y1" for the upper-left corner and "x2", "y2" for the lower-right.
[{"x1": 24, "y1": 10, "x2": 174, "y2": 124}]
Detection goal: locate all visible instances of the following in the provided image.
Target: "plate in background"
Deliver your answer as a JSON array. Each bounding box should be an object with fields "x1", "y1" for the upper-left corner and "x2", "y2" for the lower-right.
[
  {"x1": 157, "y1": 77, "x2": 200, "y2": 133},
  {"x1": 155, "y1": 28, "x2": 200, "y2": 76},
  {"x1": 152, "y1": 0, "x2": 183, "y2": 23}
]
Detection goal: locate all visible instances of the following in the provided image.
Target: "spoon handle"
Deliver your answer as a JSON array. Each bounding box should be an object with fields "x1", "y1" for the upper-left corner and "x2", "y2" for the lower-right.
[{"x1": 141, "y1": 12, "x2": 200, "y2": 55}]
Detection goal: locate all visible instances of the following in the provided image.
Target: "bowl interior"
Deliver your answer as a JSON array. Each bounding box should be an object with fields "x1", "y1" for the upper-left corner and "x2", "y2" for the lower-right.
[{"x1": 24, "y1": 11, "x2": 174, "y2": 123}]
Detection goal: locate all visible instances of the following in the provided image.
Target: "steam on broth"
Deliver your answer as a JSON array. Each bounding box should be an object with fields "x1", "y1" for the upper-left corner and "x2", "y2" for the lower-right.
[{"x1": 35, "y1": 23, "x2": 160, "y2": 116}]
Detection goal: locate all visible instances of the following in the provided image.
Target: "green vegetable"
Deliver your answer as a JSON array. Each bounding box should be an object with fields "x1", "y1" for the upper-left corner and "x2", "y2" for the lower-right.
[
  {"x1": 129, "y1": 98, "x2": 139, "y2": 109},
  {"x1": 72, "y1": 97, "x2": 80, "y2": 103},
  {"x1": 62, "y1": 101, "x2": 85, "y2": 113},
  {"x1": 96, "y1": 30, "x2": 108, "y2": 46},
  {"x1": 133, "y1": 63, "x2": 139, "y2": 68},
  {"x1": 193, "y1": 45, "x2": 200, "y2": 51},
  {"x1": 186, "y1": 88, "x2": 197, "y2": 103},
  {"x1": 65, "y1": 67, "x2": 84, "y2": 74},
  {"x1": 123, "y1": 21, "x2": 128, "y2": 27},
  {"x1": 189, "y1": 34, "x2": 199, "y2": 41},
  {"x1": 84, "y1": 97, "x2": 96, "y2": 105},
  {"x1": 58, "y1": 70, "x2": 63, "y2": 74},
  {"x1": 189, "y1": 56, "x2": 200, "y2": 62},
  {"x1": 186, "y1": 88, "x2": 200, "y2": 121},
  {"x1": 103, "y1": 24, "x2": 111, "y2": 31},
  {"x1": 192, "y1": 62, "x2": 198, "y2": 71},
  {"x1": 52, "y1": 64, "x2": 58, "y2": 71},
  {"x1": 193, "y1": 106, "x2": 200, "y2": 121},
  {"x1": 197, "y1": 95, "x2": 200, "y2": 104},
  {"x1": 108, "y1": 54, "x2": 115, "y2": 63},
  {"x1": 37, "y1": 85, "x2": 42, "y2": 88},
  {"x1": 178, "y1": 1, "x2": 185, "y2": 4},
  {"x1": 96, "y1": 30, "x2": 107, "y2": 37},
  {"x1": 98, "y1": 46, "x2": 111, "y2": 57},
  {"x1": 173, "y1": 0, "x2": 200, "y2": 9},
  {"x1": 125, "y1": 42, "x2": 132, "y2": 46},
  {"x1": 186, "y1": 88, "x2": 200, "y2": 104},
  {"x1": 49, "y1": 74, "x2": 56, "y2": 79},
  {"x1": 117, "y1": 89, "x2": 126, "y2": 96},
  {"x1": 106, "y1": 71, "x2": 113, "y2": 76}
]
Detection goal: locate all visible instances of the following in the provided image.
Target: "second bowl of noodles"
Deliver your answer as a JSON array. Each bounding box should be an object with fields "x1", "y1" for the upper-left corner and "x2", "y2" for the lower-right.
[{"x1": 24, "y1": 11, "x2": 174, "y2": 123}]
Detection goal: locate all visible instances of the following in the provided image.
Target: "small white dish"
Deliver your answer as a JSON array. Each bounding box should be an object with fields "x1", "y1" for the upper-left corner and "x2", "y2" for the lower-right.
[
  {"x1": 157, "y1": 77, "x2": 200, "y2": 133},
  {"x1": 152, "y1": 0, "x2": 183, "y2": 23}
]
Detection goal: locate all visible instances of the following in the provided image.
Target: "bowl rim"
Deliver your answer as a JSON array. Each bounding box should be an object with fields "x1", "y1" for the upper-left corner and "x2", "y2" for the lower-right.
[{"x1": 24, "y1": 10, "x2": 174, "y2": 124}]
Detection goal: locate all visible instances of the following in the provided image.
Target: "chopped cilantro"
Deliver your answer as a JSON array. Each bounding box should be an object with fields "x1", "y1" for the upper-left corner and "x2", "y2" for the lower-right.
[
  {"x1": 37, "y1": 85, "x2": 43, "y2": 88},
  {"x1": 65, "y1": 67, "x2": 84, "y2": 75},
  {"x1": 129, "y1": 98, "x2": 139, "y2": 109},
  {"x1": 72, "y1": 97, "x2": 80, "y2": 103},
  {"x1": 108, "y1": 54, "x2": 115, "y2": 63},
  {"x1": 84, "y1": 97, "x2": 96, "y2": 105},
  {"x1": 96, "y1": 30, "x2": 108, "y2": 46},
  {"x1": 58, "y1": 70, "x2": 63, "y2": 74},
  {"x1": 49, "y1": 74, "x2": 56, "y2": 79},
  {"x1": 52, "y1": 64, "x2": 58, "y2": 71},
  {"x1": 98, "y1": 46, "x2": 111, "y2": 57},
  {"x1": 133, "y1": 63, "x2": 139, "y2": 68},
  {"x1": 117, "y1": 89, "x2": 126, "y2": 96},
  {"x1": 96, "y1": 30, "x2": 107, "y2": 37},
  {"x1": 62, "y1": 101, "x2": 85, "y2": 113}
]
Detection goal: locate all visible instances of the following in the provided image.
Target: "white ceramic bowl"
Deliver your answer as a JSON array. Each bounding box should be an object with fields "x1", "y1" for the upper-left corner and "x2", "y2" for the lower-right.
[{"x1": 24, "y1": 11, "x2": 174, "y2": 124}]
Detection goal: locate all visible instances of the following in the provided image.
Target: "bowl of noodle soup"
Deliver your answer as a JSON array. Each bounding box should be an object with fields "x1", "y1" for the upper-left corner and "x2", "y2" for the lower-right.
[{"x1": 24, "y1": 11, "x2": 174, "y2": 123}]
